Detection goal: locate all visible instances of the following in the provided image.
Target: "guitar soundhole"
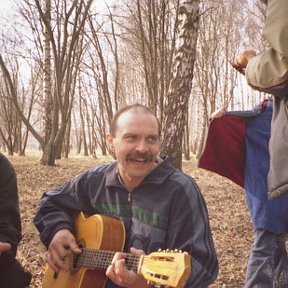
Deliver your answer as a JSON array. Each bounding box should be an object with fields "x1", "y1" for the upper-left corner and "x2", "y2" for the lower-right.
[
  {"x1": 53, "y1": 272, "x2": 59, "y2": 279},
  {"x1": 72, "y1": 254, "x2": 80, "y2": 270},
  {"x1": 70, "y1": 243, "x2": 84, "y2": 274}
]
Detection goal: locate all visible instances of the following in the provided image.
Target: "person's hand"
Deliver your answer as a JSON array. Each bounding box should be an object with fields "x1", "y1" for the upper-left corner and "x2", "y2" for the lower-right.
[
  {"x1": 106, "y1": 247, "x2": 150, "y2": 288},
  {"x1": 209, "y1": 106, "x2": 227, "y2": 122},
  {"x1": 236, "y1": 50, "x2": 257, "y2": 68},
  {"x1": 232, "y1": 49, "x2": 256, "y2": 74},
  {"x1": 0, "y1": 242, "x2": 11, "y2": 257},
  {"x1": 46, "y1": 229, "x2": 82, "y2": 273}
]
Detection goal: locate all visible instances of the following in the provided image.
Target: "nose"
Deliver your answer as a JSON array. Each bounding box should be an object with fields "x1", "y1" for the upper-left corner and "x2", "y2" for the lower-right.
[{"x1": 135, "y1": 138, "x2": 149, "y2": 153}]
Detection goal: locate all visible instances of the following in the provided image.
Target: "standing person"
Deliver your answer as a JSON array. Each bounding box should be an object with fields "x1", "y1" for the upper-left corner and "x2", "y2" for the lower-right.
[
  {"x1": 33, "y1": 103, "x2": 218, "y2": 288},
  {"x1": 199, "y1": 98, "x2": 288, "y2": 288},
  {"x1": 0, "y1": 153, "x2": 32, "y2": 288},
  {"x1": 233, "y1": 0, "x2": 288, "y2": 199}
]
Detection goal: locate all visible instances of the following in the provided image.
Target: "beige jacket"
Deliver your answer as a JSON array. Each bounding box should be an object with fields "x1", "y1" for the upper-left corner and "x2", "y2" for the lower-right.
[{"x1": 245, "y1": 0, "x2": 288, "y2": 199}]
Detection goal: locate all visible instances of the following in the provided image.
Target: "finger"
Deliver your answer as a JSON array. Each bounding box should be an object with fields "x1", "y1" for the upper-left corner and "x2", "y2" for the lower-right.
[
  {"x1": 69, "y1": 243, "x2": 82, "y2": 254},
  {"x1": 50, "y1": 239, "x2": 80, "y2": 259},
  {"x1": 231, "y1": 62, "x2": 245, "y2": 75},
  {"x1": 51, "y1": 252, "x2": 67, "y2": 271},
  {"x1": 130, "y1": 247, "x2": 145, "y2": 255},
  {"x1": 46, "y1": 252, "x2": 63, "y2": 273},
  {"x1": 50, "y1": 229, "x2": 81, "y2": 254},
  {"x1": 113, "y1": 258, "x2": 126, "y2": 275},
  {"x1": 113, "y1": 259, "x2": 137, "y2": 287},
  {"x1": 112, "y1": 252, "x2": 126, "y2": 262},
  {"x1": 106, "y1": 264, "x2": 116, "y2": 279},
  {"x1": 48, "y1": 245, "x2": 69, "y2": 271},
  {"x1": 111, "y1": 260, "x2": 127, "y2": 286},
  {"x1": 58, "y1": 236, "x2": 82, "y2": 255},
  {"x1": 0, "y1": 242, "x2": 11, "y2": 253}
]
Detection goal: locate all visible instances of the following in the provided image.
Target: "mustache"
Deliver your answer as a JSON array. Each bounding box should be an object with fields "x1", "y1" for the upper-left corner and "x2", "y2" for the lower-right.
[{"x1": 126, "y1": 152, "x2": 154, "y2": 162}]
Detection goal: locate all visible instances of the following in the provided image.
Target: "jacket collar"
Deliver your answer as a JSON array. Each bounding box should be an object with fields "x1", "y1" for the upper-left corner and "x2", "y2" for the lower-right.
[{"x1": 105, "y1": 156, "x2": 175, "y2": 188}]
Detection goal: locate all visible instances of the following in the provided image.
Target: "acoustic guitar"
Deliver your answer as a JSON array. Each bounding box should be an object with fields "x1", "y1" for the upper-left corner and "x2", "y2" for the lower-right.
[{"x1": 42, "y1": 213, "x2": 191, "y2": 288}]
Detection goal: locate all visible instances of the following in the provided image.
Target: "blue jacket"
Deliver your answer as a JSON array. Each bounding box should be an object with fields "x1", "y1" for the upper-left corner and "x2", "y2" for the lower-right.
[
  {"x1": 34, "y1": 156, "x2": 218, "y2": 287},
  {"x1": 244, "y1": 100, "x2": 288, "y2": 233},
  {"x1": 199, "y1": 100, "x2": 288, "y2": 233}
]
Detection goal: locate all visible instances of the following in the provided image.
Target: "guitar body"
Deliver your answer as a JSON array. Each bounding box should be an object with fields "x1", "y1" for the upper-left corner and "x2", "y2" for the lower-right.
[{"x1": 42, "y1": 213, "x2": 125, "y2": 288}]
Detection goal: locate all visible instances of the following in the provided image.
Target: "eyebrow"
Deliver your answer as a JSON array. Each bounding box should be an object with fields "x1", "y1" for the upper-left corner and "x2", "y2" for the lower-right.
[{"x1": 122, "y1": 132, "x2": 159, "y2": 138}]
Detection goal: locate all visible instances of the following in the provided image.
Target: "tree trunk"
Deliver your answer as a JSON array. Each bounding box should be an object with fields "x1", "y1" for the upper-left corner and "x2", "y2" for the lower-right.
[
  {"x1": 43, "y1": 0, "x2": 53, "y2": 145},
  {"x1": 41, "y1": 141, "x2": 56, "y2": 166},
  {"x1": 162, "y1": 0, "x2": 200, "y2": 169},
  {"x1": 183, "y1": 122, "x2": 190, "y2": 160},
  {"x1": 79, "y1": 96, "x2": 88, "y2": 156}
]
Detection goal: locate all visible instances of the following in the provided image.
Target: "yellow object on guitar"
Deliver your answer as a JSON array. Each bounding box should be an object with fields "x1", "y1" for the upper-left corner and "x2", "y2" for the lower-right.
[{"x1": 42, "y1": 213, "x2": 191, "y2": 288}]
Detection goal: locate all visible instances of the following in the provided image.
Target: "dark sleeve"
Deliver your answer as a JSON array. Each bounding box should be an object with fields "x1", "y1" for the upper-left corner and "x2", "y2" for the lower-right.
[
  {"x1": 225, "y1": 101, "x2": 265, "y2": 118},
  {"x1": 167, "y1": 176, "x2": 218, "y2": 288},
  {"x1": 0, "y1": 154, "x2": 22, "y2": 268},
  {"x1": 33, "y1": 172, "x2": 94, "y2": 247},
  {"x1": 226, "y1": 110, "x2": 258, "y2": 118}
]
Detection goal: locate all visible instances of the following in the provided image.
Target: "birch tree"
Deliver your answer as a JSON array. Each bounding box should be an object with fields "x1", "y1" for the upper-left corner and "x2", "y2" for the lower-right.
[{"x1": 161, "y1": 0, "x2": 200, "y2": 169}]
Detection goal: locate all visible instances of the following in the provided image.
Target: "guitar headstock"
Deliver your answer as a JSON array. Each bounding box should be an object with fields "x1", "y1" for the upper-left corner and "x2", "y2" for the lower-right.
[{"x1": 139, "y1": 249, "x2": 191, "y2": 288}]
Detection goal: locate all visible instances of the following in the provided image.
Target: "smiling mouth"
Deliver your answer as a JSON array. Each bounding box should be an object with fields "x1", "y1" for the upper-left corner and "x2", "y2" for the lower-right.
[
  {"x1": 126, "y1": 153, "x2": 153, "y2": 163},
  {"x1": 130, "y1": 158, "x2": 149, "y2": 163}
]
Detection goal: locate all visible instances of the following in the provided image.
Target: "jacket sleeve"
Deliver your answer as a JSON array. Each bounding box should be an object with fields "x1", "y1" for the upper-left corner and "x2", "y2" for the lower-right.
[
  {"x1": 0, "y1": 154, "x2": 22, "y2": 268},
  {"x1": 245, "y1": 0, "x2": 288, "y2": 97},
  {"x1": 33, "y1": 172, "x2": 94, "y2": 247},
  {"x1": 166, "y1": 175, "x2": 218, "y2": 288}
]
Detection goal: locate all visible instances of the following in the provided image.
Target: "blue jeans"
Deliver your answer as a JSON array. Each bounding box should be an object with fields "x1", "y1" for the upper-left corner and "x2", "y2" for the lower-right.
[{"x1": 245, "y1": 229, "x2": 288, "y2": 288}]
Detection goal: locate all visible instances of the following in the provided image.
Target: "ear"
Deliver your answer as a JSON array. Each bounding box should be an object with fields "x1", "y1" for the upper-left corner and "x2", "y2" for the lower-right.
[
  {"x1": 106, "y1": 134, "x2": 114, "y2": 152},
  {"x1": 106, "y1": 134, "x2": 114, "y2": 150},
  {"x1": 106, "y1": 134, "x2": 116, "y2": 159}
]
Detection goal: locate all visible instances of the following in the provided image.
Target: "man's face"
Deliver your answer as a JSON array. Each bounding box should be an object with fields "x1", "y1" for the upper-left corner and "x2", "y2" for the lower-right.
[{"x1": 107, "y1": 109, "x2": 160, "y2": 186}]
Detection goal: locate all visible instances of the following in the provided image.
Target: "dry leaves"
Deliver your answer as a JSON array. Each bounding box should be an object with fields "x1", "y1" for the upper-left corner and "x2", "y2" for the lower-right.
[{"x1": 10, "y1": 154, "x2": 252, "y2": 287}]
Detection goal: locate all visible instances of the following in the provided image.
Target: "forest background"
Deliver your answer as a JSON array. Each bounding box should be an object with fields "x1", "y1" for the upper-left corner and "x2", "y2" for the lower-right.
[{"x1": 0, "y1": 0, "x2": 269, "y2": 287}]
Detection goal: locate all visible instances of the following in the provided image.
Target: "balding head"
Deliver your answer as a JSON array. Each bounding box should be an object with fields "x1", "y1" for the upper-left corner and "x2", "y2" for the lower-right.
[{"x1": 109, "y1": 104, "x2": 161, "y2": 138}]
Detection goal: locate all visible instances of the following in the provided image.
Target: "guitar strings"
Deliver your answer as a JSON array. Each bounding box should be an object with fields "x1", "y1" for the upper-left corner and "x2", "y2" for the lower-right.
[{"x1": 75, "y1": 248, "x2": 141, "y2": 271}]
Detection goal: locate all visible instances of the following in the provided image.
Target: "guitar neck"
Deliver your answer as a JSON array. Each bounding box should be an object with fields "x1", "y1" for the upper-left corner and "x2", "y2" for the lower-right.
[{"x1": 76, "y1": 249, "x2": 141, "y2": 273}]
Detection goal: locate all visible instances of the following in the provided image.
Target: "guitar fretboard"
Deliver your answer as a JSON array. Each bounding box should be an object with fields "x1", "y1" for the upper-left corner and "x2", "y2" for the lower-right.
[{"x1": 75, "y1": 249, "x2": 141, "y2": 273}]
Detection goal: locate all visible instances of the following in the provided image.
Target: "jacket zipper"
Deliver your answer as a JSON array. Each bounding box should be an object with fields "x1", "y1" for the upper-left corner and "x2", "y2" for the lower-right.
[{"x1": 128, "y1": 191, "x2": 131, "y2": 202}]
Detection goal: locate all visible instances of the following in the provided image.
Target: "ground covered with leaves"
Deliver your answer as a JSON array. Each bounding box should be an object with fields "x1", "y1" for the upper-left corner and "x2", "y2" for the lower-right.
[{"x1": 8, "y1": 153, "x2": 253, "y2": 287}]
